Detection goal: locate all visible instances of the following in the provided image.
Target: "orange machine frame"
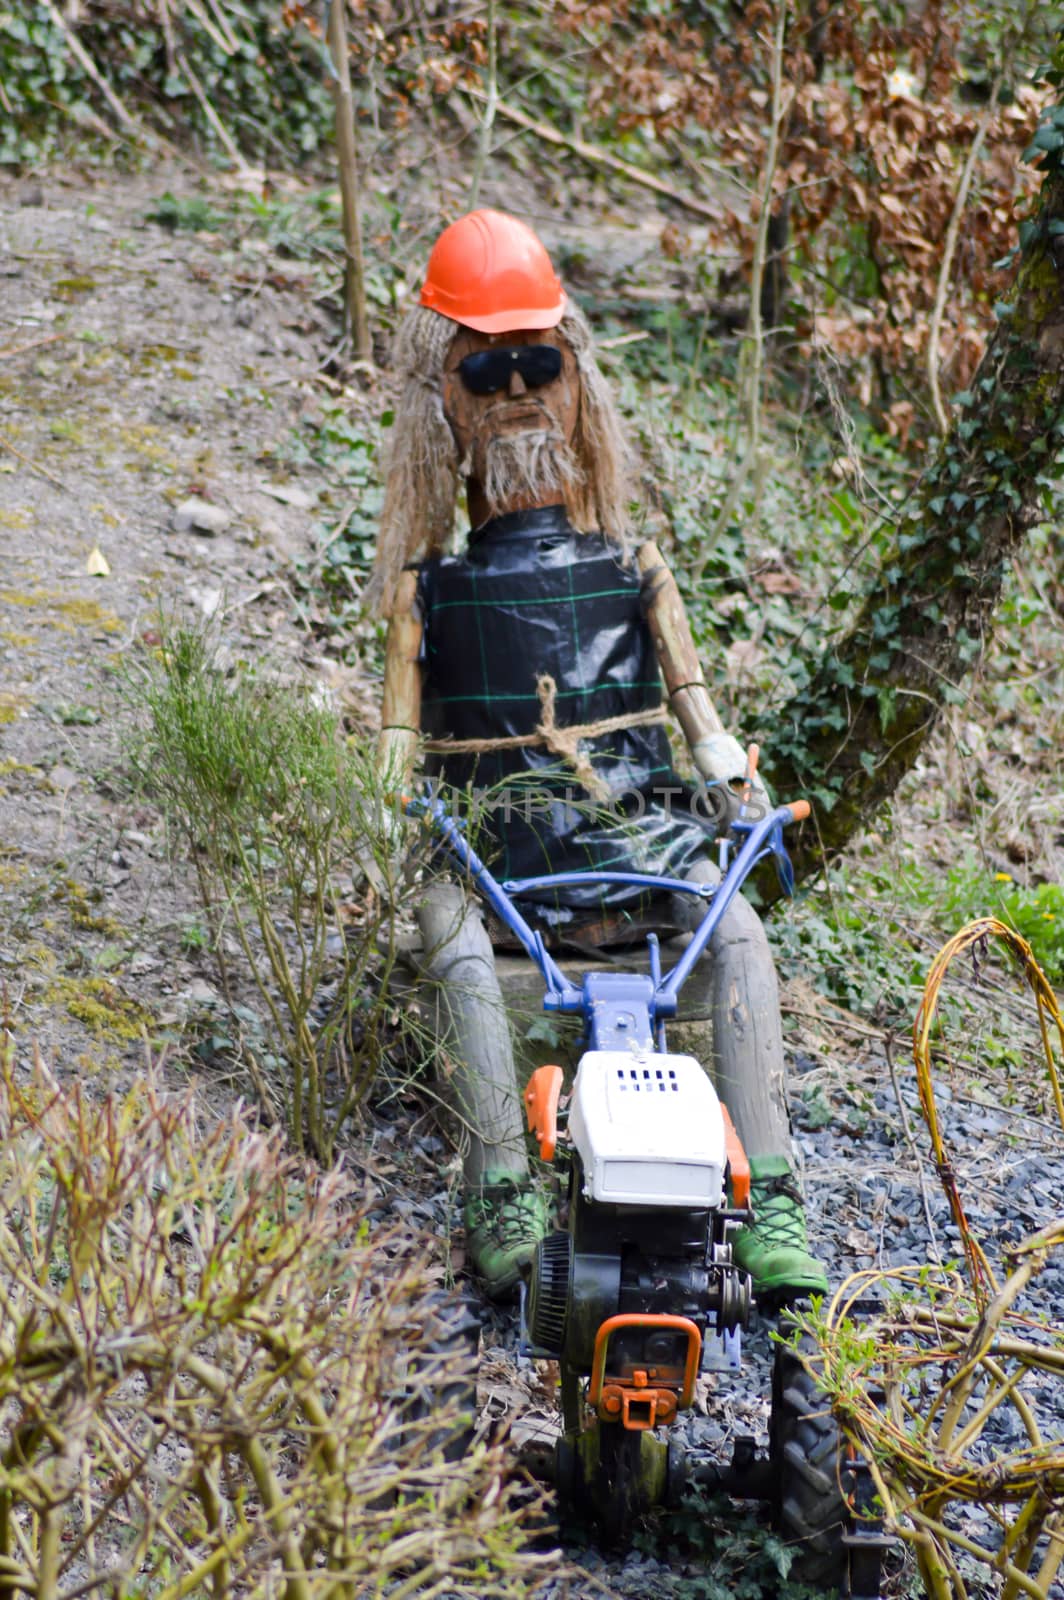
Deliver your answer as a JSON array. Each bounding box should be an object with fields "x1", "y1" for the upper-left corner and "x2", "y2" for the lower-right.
[{"x1": 588, "y1": 1313, "x2": 702, "y2": 1431}]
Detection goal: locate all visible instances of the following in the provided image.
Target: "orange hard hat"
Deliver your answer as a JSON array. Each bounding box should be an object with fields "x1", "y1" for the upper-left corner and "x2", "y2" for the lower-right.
[{"x1": 419, "y1": 209, "x2": 566, "y2": 334}]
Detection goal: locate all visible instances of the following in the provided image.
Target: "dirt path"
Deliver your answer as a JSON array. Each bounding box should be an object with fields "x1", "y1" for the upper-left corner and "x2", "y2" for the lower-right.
[{"x1": 0, "y1": 163, "x2": 356, "y2": 1088}]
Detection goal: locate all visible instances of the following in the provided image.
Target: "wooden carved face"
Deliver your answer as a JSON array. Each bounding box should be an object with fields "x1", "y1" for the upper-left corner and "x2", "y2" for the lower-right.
[{"x1": 441, "y1": 325, "x2": 580, "y2": 522}]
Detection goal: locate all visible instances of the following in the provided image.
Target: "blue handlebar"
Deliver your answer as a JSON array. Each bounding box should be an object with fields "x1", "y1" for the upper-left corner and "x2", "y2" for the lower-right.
[
  {"x1": 405, "y1": 793, "x2": 801, "y2": 1033},
  {"x1": 503, "y1": 870, "x2": 716, "y2": 900}
]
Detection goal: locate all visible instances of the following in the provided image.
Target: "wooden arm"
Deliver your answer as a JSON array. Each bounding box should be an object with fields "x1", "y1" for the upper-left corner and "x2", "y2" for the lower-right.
[
  {"x1": 377, "y1": 569, "x2": 423, "y2": 787},
  {"x1": 637, "y1": 540, "x2": 726, "y2": 755}
]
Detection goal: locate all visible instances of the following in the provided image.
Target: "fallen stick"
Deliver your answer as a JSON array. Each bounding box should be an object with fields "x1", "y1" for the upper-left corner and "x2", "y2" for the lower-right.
[
  {"x1": 597, "y1": 330, "x2": 651, "y2": 350},
  {"x1": 0, "y1": 333, "x2": 65, "y2": 361},
  {"x1": 0, "y1": 432, "x2": 67, "y2": 491},
  {"x1": 488, "y1": 98, "x2": 724, "y2": 224},
  {"x1": 41, "y1": 0, "x2": 153, "y2": 144},
  {"x1": 175, "y1": 48, "x2": 246, "y2": 167}
]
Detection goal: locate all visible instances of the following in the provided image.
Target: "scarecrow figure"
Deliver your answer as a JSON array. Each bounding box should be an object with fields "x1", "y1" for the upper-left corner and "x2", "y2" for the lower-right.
[{"x1": 371, "y1": 209, "x2": 826, "y2": 1305}]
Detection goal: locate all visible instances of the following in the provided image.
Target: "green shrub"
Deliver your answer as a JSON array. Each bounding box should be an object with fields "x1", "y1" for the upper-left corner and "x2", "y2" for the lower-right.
[
  {"x1": 998, "y1": 879, "x2": 1064, "y2": 980},
  {"x1": 126, "y1": 621, "x2": 421, "y2": 1159}
]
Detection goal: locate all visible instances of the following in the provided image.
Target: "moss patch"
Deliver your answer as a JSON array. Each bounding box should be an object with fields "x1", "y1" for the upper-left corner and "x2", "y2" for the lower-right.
[
  {"x1": 0, "y1": 590, "x2": 121, "y2": 632},
  {"x1": 54, "y1": 276, "x2": 97, "y2": 299},
  {"x1": 0, "y1": 693, "x2": 26, "y2": 726},
  {"x1": 46, "y1": 976, "x2": 150, "y2": 1040},
  {"x1": 54, "y1": 878, "x2": 125, "y2": 937}
]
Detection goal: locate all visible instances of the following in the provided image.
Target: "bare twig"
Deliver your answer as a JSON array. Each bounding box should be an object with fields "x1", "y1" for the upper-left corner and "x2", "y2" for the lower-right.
[
  {"x1": 486, "y1": 97, "x2": 725, "y2": 223},
  {"x1": 326, "y1": 0, "x2": 372, "y2": 362},
  {"x1": 0, "y1": 333, "x2": 65, "y2": 361},
  {"x1": 0, "y1": 432, "x2": 67, "y2": 491},
  {"x1": 0, "y1": 1064, "x2": 546, "y2": 1595},
  {"x1": 884, "y1": 1032, "x2": 944, "y2": 1262},
  {"x1": 699, "y1": 0, "x2": 788, "y2": 567},
  {"x1": 184, "y1": 0, "x2": 239, "y2": 57},
  {"x1": 174, "y1": 48, "x2": 245, "y2": 167},
  {"x1": 469, "y1": 0, "x2": 498, "y2": 208},
  {"x1": 41, "y1": 0, "x2": 152, "y2": 144},
  {"x1": 928, "y1": 74, "x2": 1003, "y2": 434}
]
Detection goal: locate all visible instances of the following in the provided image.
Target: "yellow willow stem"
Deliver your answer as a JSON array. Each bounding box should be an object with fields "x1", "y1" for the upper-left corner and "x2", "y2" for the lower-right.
[
  {"x1": 1001, "y1": 1507, "x2": 1050, "y2": 1600},
  {"x1": 1033, "y1": 1514, "x2": 1064, "y2": 1597},
  {"x1": 909, "y1": 1508, "x2": 1047, "y2": 1600},
  {"x1": 914, "y1": 920, "x2": 1064, "y2": 1303},
  {"x1": 952, "y1": 1355, "x2": 1042, "y2": 1454},
  {"x1": 912, "y1": 1527, "x2": 956, "y2": 1600},
  {"x1": 999, "y1": 1492, "x2": 1050, "y2": 1600}
]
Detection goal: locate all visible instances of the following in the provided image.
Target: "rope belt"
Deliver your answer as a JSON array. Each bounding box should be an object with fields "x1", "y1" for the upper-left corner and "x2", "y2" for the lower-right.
[{"x1": 422, "y1": 673, "x2": 667, "y2": 802}]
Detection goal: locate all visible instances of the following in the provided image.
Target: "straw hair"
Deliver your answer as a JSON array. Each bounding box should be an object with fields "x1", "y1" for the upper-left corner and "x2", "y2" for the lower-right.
[{"x1": 368, "y1": 300, "x2": 635, "y2": 616}]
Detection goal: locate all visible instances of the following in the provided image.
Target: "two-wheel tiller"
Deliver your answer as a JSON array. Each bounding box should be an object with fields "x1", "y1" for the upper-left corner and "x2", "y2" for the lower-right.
[{"x1": 407, "y1": 774, "x2": 891, "y2": 1592}]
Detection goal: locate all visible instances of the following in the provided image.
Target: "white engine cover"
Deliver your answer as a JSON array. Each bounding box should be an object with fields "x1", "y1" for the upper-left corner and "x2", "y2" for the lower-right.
[{"x1": 569, "y1": 1049, "x2": 727, "y2": 1207}]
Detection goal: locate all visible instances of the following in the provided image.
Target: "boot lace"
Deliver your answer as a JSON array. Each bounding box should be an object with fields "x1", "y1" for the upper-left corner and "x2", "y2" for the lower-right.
[
  {"x1": 748, "y1": 1172, "x2": 809, "y2": 1252},
  {"x1": 467, "y1": 1183, "x2": 541, "y2": 1247}
]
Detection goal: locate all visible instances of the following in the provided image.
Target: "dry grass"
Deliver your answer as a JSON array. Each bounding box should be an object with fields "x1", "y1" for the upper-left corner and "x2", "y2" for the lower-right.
[{"x1": 0, "y1": 1040, "x2": 555, "y2": 1598}]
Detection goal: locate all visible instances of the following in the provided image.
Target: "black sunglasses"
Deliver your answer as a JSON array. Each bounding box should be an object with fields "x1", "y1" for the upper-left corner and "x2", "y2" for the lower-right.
[{"x1": 457, "y1": 344, "x2": 563, "y2": 396}]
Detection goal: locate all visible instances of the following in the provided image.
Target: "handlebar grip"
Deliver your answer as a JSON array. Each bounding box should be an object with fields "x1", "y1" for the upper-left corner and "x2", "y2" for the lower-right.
[
  {"x1": 786, "y1": 799, "x2": 811, "y2": 823},
  {"x1": 741, "y1": 742, "x2": 761, "y2": 806}
]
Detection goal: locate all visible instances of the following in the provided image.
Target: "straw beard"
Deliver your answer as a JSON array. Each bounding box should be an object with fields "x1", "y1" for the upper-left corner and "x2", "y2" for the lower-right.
[{"x1": 469, "y1": 426, "x2": 585, "y2": 519}]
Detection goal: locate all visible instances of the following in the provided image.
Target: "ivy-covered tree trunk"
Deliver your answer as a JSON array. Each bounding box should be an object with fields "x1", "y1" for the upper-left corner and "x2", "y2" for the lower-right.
[{"x1": 762, "y1": 93, "x2": 1064, "y2": 897}]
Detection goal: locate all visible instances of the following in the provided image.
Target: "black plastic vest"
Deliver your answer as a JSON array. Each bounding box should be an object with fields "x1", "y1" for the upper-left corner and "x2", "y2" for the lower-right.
[{"x1": 417, "y1": 505, "x2": 713, "y2": 925}]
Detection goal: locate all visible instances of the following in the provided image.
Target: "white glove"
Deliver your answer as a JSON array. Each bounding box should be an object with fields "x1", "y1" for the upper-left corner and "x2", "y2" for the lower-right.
[
  {"x1": 690, "y1": 733, "x2": 774, "y2": 828},
  {"x1": 690, "y1": 731, "x2": 748, "y2": 789}
]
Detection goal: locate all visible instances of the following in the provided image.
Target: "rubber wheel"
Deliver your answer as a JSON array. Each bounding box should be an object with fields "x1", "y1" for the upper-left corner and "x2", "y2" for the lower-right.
[
  {"x1": 770, "y1": 1324, "x2": 854, "y2": 1588},
  {"x1": 395, "y1": 1289, "x2": 481, "y2": 1466},
  {"x1": 595, "y1": 1424, "x2": 648, "y2": 1547}
]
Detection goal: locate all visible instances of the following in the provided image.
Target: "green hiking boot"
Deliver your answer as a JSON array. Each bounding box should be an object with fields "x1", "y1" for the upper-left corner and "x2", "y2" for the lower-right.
[
  {"x1": 731, "y1": 1155, "x2": 829, "y2": 1306},
  {"x1": 464, "y1": 1172, "x2": 550, "y2": 1300}
]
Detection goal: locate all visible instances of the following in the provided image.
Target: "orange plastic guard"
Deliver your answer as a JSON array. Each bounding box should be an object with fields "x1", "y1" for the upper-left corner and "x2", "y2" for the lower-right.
[
  {"x1": 720, "y1": 1103, "x2": 751, "y2": 1208},
  {"x1": 589, "y1": 1314, "x2": 702, "y2": 1413},
  {"x1": 524, "y1": 1064, "x2": 563, "y2": 1161}
]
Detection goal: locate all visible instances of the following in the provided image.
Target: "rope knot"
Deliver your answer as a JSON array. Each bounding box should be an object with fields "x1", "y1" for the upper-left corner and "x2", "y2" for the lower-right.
[
  {"x1": 422, "y1": 673, "x2": 667, "y2": 803},
  {"x1": 532, "y1": 674, "x2": 611, "y2": 802}
]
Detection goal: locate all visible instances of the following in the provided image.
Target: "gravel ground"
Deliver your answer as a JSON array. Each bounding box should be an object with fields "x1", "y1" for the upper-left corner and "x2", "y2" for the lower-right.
[{"x1": 368, "y1": 973, "x2": 1064, "y2": 1598}]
